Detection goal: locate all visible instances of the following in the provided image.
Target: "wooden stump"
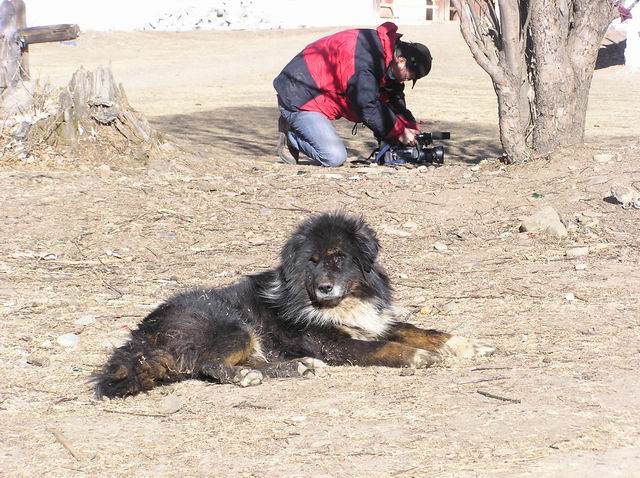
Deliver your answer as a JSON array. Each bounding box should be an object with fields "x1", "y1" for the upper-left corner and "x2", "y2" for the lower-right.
[{"x1": 4, "y1": 66, "x2": 168, "y2": 164}]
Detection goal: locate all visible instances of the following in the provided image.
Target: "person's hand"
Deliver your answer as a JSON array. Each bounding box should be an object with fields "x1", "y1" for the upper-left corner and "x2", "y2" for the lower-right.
[{"x1": 398, "y1": 128, "x2": 420, "y2": 146}]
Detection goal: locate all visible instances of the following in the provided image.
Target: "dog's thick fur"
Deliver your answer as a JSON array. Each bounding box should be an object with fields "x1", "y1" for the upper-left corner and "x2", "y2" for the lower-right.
[{"x1": 94, "y1": 212, "x2": 493, "y2": 398}]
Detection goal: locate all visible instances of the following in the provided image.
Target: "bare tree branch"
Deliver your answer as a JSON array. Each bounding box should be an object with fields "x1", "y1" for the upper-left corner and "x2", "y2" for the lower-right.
[
  {"x1": 499, "y1": 0, "x2": 524, "y2": 74},
  {"x1": 451, "y1": 0, "x2": 507, "y2": 84}
]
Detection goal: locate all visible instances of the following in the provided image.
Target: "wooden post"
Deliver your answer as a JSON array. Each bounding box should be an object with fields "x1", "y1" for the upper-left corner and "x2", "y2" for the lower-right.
[
  {"x1": 12, "y1": 0, "x2": 27, "y2": 78},
  {"x1": 1, "y1": 0, "x2": 79, "y2": 91},
  {"x1": 0, "y1": 0, "x2": 21, "y2": 88}
]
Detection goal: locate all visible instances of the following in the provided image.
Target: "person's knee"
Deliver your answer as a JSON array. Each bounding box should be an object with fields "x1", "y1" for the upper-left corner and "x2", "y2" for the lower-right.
[{"x1": 318, "y1": 144, "x2": 347, "y2": 167}]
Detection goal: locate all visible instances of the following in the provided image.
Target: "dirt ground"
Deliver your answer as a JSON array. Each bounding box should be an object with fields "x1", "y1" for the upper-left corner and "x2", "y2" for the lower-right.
[{"x1": 1, "y1": 23, "x2": 640, "y2": 477}]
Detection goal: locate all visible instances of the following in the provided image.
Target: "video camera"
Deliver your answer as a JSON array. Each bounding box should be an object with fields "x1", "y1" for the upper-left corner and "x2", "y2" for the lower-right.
[{"x1": 372, "y1": 131, "x2": 451, "y2": 166}]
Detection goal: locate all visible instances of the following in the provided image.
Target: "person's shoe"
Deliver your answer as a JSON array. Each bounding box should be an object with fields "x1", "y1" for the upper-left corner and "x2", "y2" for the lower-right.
[{"x1": 277, "y1": 115, "x2": 299, "y2": 165}]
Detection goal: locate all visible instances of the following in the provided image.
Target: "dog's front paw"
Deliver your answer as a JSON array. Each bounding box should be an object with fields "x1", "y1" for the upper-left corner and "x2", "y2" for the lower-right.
[
  {"x1": 297, "y1": 357, "x2": 328, "y2": 377},
  {"x1": 411, "y1": 349, "x2": 441, "y2": 368},
  {"x1": 233, "y1": 368, "x2": 264, "y2": 387},
  {"x1": 444, "y1": 336, "x2": 496, "y2": 358}
]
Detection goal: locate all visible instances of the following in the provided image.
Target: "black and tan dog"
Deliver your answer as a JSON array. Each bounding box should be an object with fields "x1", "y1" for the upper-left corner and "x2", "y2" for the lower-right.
[{"x1": 94, "y1": 212, "x2": 494, "y2": 398}]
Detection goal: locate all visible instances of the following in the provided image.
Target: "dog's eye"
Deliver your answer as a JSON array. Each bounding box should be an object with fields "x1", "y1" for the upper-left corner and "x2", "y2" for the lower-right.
[{"x1": 310, "y1": 254, "x2": 320, "y2": 264}]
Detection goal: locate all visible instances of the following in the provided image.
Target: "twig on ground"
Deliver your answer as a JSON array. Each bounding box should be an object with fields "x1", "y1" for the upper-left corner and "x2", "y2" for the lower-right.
[
  {"x1": 238, "y1": 200, "x2": 312, "y2": 214},
  {"x1": 49, "y1": 429, "x2": 85, "y2": 461},
  {"x1": 458, "y1": 376, "x2": 508, "y2": 385},
  {"x1": 101, "y1": 408, "x2": 179, "y2": 418},
  {"x1": 477, "y1": 390, "x2": 521, "y2": 404},
  {"x1": 470, "y1": 366, "x2": 512, "y2": 372}
]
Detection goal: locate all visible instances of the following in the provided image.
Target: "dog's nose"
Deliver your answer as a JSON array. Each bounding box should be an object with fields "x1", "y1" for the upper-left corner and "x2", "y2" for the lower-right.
[{"x1": 317, "y1": 283, "x2": 333, "y2": 295}]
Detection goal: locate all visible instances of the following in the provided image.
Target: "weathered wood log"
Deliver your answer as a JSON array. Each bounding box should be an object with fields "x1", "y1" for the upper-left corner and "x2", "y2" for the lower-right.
[{"x1": 17, "y1": 24, "x2": 79, "y2": 45}]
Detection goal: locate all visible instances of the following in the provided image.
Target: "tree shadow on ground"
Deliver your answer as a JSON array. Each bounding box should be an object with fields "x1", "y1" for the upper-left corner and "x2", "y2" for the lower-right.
[
  {"x1": 150, "y1": 106, "x2": 501, "y2": 166},
  {"x1": 596, "y1": 37, "x2": 626, "y2": 70}
]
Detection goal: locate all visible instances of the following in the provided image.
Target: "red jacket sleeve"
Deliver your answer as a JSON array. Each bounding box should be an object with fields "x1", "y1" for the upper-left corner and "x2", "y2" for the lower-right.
[{"x1": 384, "y1": 115, "x2": 420, "y2": 140}]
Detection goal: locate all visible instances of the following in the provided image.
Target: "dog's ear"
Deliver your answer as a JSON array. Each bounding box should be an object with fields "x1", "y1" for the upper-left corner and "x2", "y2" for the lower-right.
[{"x1": 352, "y1": 217, "x2": 379, "y2": 274}]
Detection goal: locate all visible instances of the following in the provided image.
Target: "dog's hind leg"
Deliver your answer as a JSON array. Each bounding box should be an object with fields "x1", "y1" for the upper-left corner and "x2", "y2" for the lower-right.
[
  {"x1": 198, "y1": 327, "x2": 264, "y2": 387},
  {"x1": 386, "y1": 323, "x2": 495, "y2": 358}
]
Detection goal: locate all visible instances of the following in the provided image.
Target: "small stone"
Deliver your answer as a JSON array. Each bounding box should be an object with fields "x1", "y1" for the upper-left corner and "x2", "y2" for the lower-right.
[
  {"x1": 74, "y1": 315, "x2": 96, "y2": 327},
  {"x1": 381, "y1": 225, "x2": 411, "y2": 237},
  {"x1": 419, "y1": 305, "x2": 432, "y2": 316},
  {"x1": 399, "y1": 273, "x2": 408, "y2": 279},
  {"x1": 248, "y1": 236, "x2": 266, "y2": 246},
  {"x1": 161, "y1": 394, "x2": 183, "y2": 415},
  {"x1": 519, "y1": 206, "x2": 568, "y2": 239},
  {"x1": 417, "y1": 165, "x2": 429, "y2": 173},
  {"x1": 565, "y1": 292, "x2": 575, "y2": 302},
  {"x1": 609, "y1": 183, "x2": 638, "y2": 207},
  {"x1": 433, "y1": 242, "x2": 448, "y2": 251},
  {"x1": 399, "y1": 369, "x2": 416, "y2": 376},
  {"x1": 102, "y1": 335, "x2": 129, "y2": 349},
  {"x1": 566, "y1": 247, "x2": 589, "y2": 258},
  {"x1": 593, "y1": 153, "x2": 613, "y2": 163},
  {"x1": 57, "y1": 333, "x2": 79, "y2": 348},
  {"x1": 27, "y1": 353, "x2": 50, "y2": 367},
  {"x1": 575, "y1": 263, "x2": 587, "y2": 271},
  {"x1": 97, "y1": 164, "x2": 112, "y2": 178},
  {"x1": 470, "y1": 164, "x2": 481, "y2": 172},
  {"x1": 39, "y1": 339, "x2": 53, "y2": 349}
]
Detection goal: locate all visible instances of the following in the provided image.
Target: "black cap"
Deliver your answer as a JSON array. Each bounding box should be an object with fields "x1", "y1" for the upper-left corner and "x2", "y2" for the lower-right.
[{"x1": 401, "y1": 42, "x2": 432, "y2": 87}]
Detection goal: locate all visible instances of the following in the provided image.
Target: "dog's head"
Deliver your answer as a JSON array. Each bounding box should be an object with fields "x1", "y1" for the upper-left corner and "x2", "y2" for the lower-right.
[{"x1": 281, "y1": 212, "x2": 380, "y2": 308}]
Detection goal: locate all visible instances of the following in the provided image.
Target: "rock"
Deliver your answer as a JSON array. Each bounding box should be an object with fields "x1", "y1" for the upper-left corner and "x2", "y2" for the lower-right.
[
  {"x1": 433, "y1": 241, "x2": 448, "y2": 251},
  {"x1": 519, "y1": 206, "x2": 568, "y2": 238},
  {"x1": 161, "y1": 394, "x2": 183, "y2": 415},
  {"x1": 27, "y1": 353, "x2": 50, "y2": 367},
  {"x1": 593, "y1": 153, "x2": 614, "y2": 163},
  {"x1": 248, "y1": 236, "x2": 266, "y2": 246},
  {"x1": 565, "y1": 292, "x2": 576, "y2": 302},
  {"x1": 97, "y1": 164, "x2": 112, "y2": 178},
  {"x1": 470, "y1": 164, "x2": 481, "y2": 172},
  {"x1": 575, "y1": 263, "x2": 587, "y2": 271},
  {"x1": 381, "y1": 225, "x2": 411, "y2": 237},
  {"x1": 74, "y1": 315, "x2": 96, "y2": 327},
  {"x1": 417, "y1": 165, "x2": 429, "y2": 173},
  {"x1": 39, "y1": 339, "x2": 53, "y2": 349},
  {"x1": 102, "y1": 334, "x2": 130, "y2": 349},
  {"x1": 419, "y1": 305, "x2": 432, "y2": 316},
  {"x1": 566, "y1": 247, "x2": 589, "y2": 258},
  {"x1": 609, "y1": 183, "x2": 639, "y2": 208},
  {"x1": 57, "y1": 333, "x2": 80, "y2": 348}
]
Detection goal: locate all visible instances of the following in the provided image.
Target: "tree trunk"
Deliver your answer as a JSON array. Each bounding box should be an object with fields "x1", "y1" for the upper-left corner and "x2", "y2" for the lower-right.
[{"x1": 451, "y1": 0, "x2": 617, "y2": 163}]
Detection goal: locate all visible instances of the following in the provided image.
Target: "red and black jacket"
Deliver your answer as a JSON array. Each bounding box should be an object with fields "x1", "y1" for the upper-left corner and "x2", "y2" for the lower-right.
[{"x1": 273, "y1": 22, "x2": 419, "y2": 140}]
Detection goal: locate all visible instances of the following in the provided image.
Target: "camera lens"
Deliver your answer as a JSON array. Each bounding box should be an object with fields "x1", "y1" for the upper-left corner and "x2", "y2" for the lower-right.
[{"x1": 419, "y1": 146, "x2": 445, "y2": 164}]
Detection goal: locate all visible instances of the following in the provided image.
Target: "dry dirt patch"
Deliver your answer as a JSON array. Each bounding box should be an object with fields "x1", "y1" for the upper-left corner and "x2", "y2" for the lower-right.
[{"x1": 1, "y1": 23, "x2": 640, "y2": 477}]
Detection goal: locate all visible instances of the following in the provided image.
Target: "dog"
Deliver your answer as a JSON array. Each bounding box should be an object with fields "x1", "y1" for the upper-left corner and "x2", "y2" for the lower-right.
[{"x1": 94, "y1": 211, "x2": 494, "y2": 398}]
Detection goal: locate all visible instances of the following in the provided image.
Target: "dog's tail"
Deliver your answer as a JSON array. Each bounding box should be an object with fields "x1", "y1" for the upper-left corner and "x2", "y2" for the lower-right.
[{"x1": 93, "y1": 339, "x2": 181, "y2": 399}]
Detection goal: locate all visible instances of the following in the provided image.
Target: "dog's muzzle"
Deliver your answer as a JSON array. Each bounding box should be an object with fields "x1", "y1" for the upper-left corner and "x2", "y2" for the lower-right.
[{"x1": 314, "y1": 282, "x2": 343, "y2": 306}]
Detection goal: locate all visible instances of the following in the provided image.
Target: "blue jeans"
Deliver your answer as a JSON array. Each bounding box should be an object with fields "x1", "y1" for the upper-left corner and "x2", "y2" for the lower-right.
[{"x1": 279, "y1": 106, "x2": 347, "y2": 167}]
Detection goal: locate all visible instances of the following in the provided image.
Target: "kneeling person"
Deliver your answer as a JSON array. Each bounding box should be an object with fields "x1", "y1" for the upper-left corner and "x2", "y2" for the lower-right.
[{"x1": 273, "y1": 22, "x2": 432, "y2": 167}]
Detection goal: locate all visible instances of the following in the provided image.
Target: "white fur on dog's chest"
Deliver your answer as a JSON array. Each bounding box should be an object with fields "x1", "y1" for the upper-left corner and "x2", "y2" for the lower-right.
[{"x1": 324, "y1": 298, "x2": 395, "y2": 340}]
